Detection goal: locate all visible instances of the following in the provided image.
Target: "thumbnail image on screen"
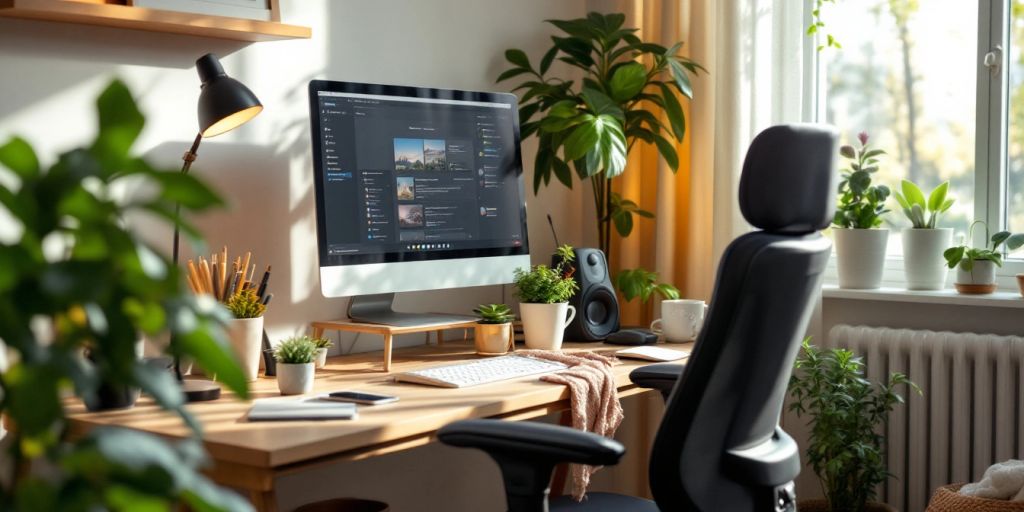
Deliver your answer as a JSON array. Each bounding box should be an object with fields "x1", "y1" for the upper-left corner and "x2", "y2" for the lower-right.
[
  {"x1": 396, "y1": 176, "x2": 415, "y2": 200},
  {"x1": 398, "y1": 204, "x2": 424, "y2": 228}
]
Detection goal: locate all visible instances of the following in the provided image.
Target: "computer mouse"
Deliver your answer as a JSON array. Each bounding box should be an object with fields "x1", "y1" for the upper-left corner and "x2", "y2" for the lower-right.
[{"x1": 606, "y1": 328, "x2": 658, "y2": 345}]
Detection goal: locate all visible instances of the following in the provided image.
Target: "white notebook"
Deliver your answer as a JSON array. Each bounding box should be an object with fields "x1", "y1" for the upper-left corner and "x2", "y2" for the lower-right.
[
  {"x1": 247, "y1": 397, "x2": 358, "y2": 421},
  {"x1": 616, "y1": 346, "x2": 690, "y2": 362}
]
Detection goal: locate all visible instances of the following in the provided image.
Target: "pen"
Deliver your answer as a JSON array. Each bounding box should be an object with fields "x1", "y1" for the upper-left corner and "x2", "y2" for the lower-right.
[
  {"x1": 256, "y1": 265, "x2": 272, "y2": 300},
  {"x1": 262, "y1": 293, "x2": 273, "y2": 306}
]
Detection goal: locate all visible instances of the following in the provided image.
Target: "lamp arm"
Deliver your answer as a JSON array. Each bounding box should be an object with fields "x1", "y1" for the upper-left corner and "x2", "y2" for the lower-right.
[{"x1": 172, "y1": 132, "x2": 203, "y2": 383}]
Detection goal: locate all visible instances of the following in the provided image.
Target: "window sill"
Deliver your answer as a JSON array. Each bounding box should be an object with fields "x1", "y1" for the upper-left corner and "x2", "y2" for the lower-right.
[{"x1": 821, "y1": 284, "x2": 1024, "y2": 309}]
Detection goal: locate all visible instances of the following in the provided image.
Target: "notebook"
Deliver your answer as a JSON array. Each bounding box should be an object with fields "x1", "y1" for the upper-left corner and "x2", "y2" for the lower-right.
[
  {"x1": 616, "y1": 345, "x2": 690, "y2": 362},
  {"x1": 247, "y1": 397, "x2": 358, "y2": 421}
]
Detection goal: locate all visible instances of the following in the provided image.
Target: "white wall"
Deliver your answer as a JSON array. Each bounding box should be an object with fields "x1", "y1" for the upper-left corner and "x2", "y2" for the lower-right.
[
  {"x1": 0, "y1": 0, "x2": 589, "y2": 355},
  {"x1": 0, "y1": 2, "x2": 631, "y2": 510}
]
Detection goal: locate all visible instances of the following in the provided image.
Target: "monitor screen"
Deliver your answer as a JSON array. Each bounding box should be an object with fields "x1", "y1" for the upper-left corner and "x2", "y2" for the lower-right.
[{"x1": 308, "y1": 80, "x2": 531, "y2": 297}]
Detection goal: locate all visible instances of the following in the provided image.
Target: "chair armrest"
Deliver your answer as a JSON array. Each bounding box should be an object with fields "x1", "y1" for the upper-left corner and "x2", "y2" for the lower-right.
[
  {"x1": 629, "y1": 363, "x2": 684, "y2": 401},
  {"x1": 438, "y1": 419, "x2": 624, "y2": 466}
]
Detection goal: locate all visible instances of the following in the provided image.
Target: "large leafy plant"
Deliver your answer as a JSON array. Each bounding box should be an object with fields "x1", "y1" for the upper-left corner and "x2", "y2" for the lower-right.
[
  {"x1": 513, "y1": 245, "x2": 579, "y2": 304},
  {"x1": 0, "y1": 80, "x2": 251, "y2": 510},
  {"x1": 833, "y1": 132, "x2": 890, "y2": 229},
  {"x1": 615, "y1": 268, "x2": 679, "y2": 303},
  {"x1": 498, "y1": 11, "x2": 703, "y2": 256},
  {"x1": 893, "y1": 179, "x2": 954, "y2": 229},
  {"x1": 943, "y1": 220, "x2": 1024, "y2": 271},
  {"x1": 789, "y1": 339, "x2": 919, "y2": 512}
]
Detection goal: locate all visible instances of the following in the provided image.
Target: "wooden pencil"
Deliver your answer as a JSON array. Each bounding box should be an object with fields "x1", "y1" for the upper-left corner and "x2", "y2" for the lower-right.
[
  {"x1": 211, "y1": 262, "x2": 221, "y2": 300},
  {"x1": 241, "y1": 251, "x2": 252, "y2": 286}
]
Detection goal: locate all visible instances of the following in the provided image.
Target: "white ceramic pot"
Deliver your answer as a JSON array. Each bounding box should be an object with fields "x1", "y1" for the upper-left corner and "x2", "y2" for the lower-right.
[
  {"x1": 227, "y1": 317, "x2": 264, "y2": 382},
  {"x1": 956, "y1": 259, "x2": 997, "y2": 285},
  {"x1": 474, "y1": 323, "x2": 513, "y2": 355},
  {"x1": 276, "y1": 362, "x2": 314, "y2": 395},
  {"x1": 315, "y1": 348, "x2": 328, "y2": 369},
  {"x1": 834, "y1": 228, "x2": 889, "y2": 289},
  {"x1": 519, "y1": 302, "x2": 576, "y2": 351},
  {"x1": 902, "y1": 228, "x2": 953, "y2": 290}
]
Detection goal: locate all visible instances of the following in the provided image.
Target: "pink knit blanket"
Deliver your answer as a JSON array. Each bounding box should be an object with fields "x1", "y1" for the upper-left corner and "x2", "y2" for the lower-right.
[{"x1": 518, "y1": 350, "x2": 625, "y2": 501}]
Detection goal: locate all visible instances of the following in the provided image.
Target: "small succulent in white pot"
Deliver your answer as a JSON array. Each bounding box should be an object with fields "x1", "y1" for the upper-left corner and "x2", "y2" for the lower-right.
[
  {"x1": 944, "y1": 221, "x2": 1024, "y2": 294},
  {"x1": 312, "y1": 336, "x2": 333, "y2": 369},
  {"x1": 274, "y1": 337, "x2": 317, "y2": 395},
  {"x1": 894, "y1": 179, "x2": 955, "y2": 290},
  {"x1": 473, "y1": 304, "x2": 515, "y2": 355}
]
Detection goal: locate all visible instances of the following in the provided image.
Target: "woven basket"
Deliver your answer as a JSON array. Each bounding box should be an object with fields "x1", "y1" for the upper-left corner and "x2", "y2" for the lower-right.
[{"x1": 927, "y1": 484, "x2": 1024, "y2": 512}]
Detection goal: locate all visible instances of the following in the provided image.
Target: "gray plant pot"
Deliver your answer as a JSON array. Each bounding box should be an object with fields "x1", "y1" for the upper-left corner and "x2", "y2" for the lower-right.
[{"x1": 277, "y1": 362, "x2": 314, "y2": 395}]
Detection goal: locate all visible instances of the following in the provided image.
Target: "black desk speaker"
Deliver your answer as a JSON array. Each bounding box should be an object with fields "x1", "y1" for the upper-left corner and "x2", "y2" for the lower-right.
[{"x1": 552, "y1": 248, "x2": 620, "y2": 341}]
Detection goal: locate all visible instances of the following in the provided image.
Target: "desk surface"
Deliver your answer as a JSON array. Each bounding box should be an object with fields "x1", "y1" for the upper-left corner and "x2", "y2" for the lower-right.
[{"x1": 66, "y1": 341, "x2": 690, "y2": 472}]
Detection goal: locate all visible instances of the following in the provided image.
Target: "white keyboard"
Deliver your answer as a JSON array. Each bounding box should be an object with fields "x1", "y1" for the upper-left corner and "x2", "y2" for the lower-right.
[{"x1": 393, "y1": 355, "x2": 568, "y2": 388}]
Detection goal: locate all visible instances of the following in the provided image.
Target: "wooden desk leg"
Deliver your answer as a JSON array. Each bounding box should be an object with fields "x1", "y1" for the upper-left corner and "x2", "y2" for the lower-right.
[
  {"x1": 312, "y1": 326, "x2": 324, "y2": 339},
  {"x1": 550, "y1": 409, "x2": 573, "y2": 497},
  {"x1": 436, "y1": 329, "x2": 445, "y2": 346},
  {"x1": 250, "y1": 489, "x2": 279, "y2": 512},
  {"x1": 383, "y1": 333, "x2": 392, "y2": 372}
]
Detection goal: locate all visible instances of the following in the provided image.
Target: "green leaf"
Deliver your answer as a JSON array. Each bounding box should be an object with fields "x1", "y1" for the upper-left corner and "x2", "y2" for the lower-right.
[
  {"x1": 563, "y1": 120, "x2": 601, "y2": 161},
  {"x1": 653, "y1": 134, "x2": 680, "y2": 171},
  {"x1": 90, "y1": 79, "x2": 145, "y2": 172},
  {"x1": 1006, "y1": 233, "x2": 1024, "y2": 252},
  {"x1": 547, "y1": 19, "x2": 600, "y2": 41},
  {"x1": 547, "y1": 100, "x2": 579, "y2": 119},
  {"x1": 893, "y1": 192, "x2": 910, "y2": 210},
  {"x1": 667, "y1": 59, "x2": 694, "y2": 98},
  {"x1": 608, "y1": 62, "x2": 647, "y2": 102},
  {"x1": 900, "y1": 180, "x2": 926, "y2": 208},
  {"x1": 504, "y1": 49, "x2": 532, "y2": 70},
  {"x1": 551, "y1": 36, "x2": 594, "y2": 68},
  {"x1": 927, "y1": 181, "x2": 949, "y2": 211},
  {"x1": 552, "y1": 157, "x2": 572, "y2": 189},
  {"x1": 539, "y1": 46, "x2": 559, "y2": 75},
  {"x1": 173, "y1": 321, "x2": 249, "y2": 400},
  {"x1": 657, "y1": 83, "x2": 686, "y2": 141},
  {"x1": 496, "y1": 67, "x2": 531, "y2": 83},
  {"x1": 612, "y1": 210, "x2": 633, "y2": 237},
  {"x1": 150, "y1": 172, "x2": 225, "y2": 211},
  {"x1": 580, "y1": 88, "x2": 624, "y2": 121},
  {"x1": 991, "y1": 231, "x2": 1011, "y2": 250},
  {"x1": 0, "y1": 136, "x2": 40, "y2": 179}
]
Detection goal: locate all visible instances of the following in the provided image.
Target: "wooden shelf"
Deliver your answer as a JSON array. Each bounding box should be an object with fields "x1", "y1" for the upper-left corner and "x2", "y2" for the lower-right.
[{"x1": 0, "y1": 0, "x2": 311, "y2": 42}]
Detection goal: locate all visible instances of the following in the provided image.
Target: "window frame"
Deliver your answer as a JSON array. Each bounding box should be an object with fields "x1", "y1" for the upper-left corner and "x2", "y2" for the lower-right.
[{"x1": 807, "y1": 0, "x2": 1024, "y2": 287}]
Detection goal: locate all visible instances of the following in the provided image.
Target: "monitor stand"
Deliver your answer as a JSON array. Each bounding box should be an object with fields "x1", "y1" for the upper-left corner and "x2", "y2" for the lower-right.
[{"x1": 347, "y1": 293, "x2": 474, "y2": 327}]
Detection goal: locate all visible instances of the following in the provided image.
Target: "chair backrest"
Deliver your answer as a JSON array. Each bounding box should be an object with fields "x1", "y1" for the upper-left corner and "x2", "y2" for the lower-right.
[{"x1": 648, "y1": 124, "x2": 838, "y2": 511}]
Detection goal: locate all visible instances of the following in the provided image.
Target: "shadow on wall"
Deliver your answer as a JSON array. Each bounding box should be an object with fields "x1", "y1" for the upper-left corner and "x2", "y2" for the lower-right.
[{"x1": 0, "y1": 18, "x2": 246, "y2": 121}]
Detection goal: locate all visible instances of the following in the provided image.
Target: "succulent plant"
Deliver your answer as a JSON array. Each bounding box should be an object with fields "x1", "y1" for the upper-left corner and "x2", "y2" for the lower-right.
[
  {"x1": 312, "y1": 336, "x2": 333, "y2": 349},
  {"x1": 226, "y1": 289, "x2": 265, "y2": 319},
  {"x1": 474, "y1": 304, "x2": 514, "y2": 324},
  {"x1": 274, "y1": 336, "x2": 317, "y2": 364}
]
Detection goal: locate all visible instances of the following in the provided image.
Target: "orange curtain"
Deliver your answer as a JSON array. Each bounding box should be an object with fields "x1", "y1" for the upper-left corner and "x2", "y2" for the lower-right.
[{"x1": 603, "y1": 0, "x2": 711, "y2": 327}]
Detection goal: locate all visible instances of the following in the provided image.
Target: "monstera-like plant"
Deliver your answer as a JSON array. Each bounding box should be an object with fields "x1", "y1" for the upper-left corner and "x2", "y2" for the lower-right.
[
  {"x1": 0, "y1": 80, "x2": 251, "y2": 510},
  {"x1": 498, "y1": 11, "x2": 703, "y2": 258}
]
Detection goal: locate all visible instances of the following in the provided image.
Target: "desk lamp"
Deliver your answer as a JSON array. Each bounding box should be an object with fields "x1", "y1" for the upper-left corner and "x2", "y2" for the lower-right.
[{"x1": 173, "y1": 53, "x2": 263, "y2": 402}]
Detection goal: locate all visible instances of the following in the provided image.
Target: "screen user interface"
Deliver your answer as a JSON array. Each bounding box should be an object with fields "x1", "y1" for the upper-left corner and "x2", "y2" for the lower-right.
[{"x1": 313, "y1": 88, "x2": 527, "y2": 266}]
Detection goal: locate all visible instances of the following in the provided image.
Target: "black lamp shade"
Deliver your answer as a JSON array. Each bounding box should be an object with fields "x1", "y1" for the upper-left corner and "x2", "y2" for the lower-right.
[{"x1": 196, "y1": 53, "x2": 263, "y2": 137}]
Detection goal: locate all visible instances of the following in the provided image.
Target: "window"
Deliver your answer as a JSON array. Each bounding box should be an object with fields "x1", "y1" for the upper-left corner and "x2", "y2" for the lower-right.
[{"x1": 813, "y1": 0, "x2": 1021, "y2": 265}]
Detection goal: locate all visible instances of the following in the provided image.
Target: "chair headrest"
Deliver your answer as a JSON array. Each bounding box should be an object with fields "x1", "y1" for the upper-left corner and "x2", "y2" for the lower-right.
[{"x1": 738, "y1": 124, "x2": 838, "y2": 234}]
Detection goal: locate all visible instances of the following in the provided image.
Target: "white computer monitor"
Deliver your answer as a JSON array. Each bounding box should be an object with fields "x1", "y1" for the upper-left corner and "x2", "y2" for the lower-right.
[{"x1": 308, "y1": 80, "x2": 531, "y2": 325}]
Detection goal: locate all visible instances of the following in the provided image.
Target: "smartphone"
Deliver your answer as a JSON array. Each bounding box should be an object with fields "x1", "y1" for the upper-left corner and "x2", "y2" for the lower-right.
[{"x1": 324, "y1": 391, "x2": 399, "y2": 405}]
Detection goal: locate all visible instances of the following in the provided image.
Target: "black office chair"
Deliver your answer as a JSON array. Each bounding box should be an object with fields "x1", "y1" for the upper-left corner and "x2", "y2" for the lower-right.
[{"x1": 438, "y1": 124, "x2": 838, "y2": 512}]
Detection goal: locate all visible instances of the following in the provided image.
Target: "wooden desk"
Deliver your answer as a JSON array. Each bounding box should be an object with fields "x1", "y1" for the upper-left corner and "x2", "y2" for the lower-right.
[{"x1": 66, "y1": 341, "x2": 688, "y2": 511}]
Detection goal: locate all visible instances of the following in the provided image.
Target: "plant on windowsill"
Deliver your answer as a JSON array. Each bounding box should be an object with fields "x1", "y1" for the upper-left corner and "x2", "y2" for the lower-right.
[
  {"x1": 498, "y1": 12, "x2": 702, "y2": 260},
  {"x1": 225, "y1": 288, "x2": 266, "y2": 382},
  {"x1": 312, "y1": 335, "x2": 333, "y2": 369},
  {"x1": 513, "y1": 245, "x2": 580, "y2": 351},
  {"x1": 473, "y1": 304, "x2": 515, "y2": 355},
  {"x1": 894, "y1": 179, "x2": 956, "y2": 290},
  {"x1": 274, "y1": 336, "x2": 318, "y2": 395},
  {"x1": 0, "y1": 79, "x2": 250, "y2": 510},
  {"x1": 943, "y1": 220, "x2": 1024, "y2": 294},
  {"x1": 788, "y1": 339, "x2": 919, "y2": 512},
  {"x1": 832, "y1": 132, "x2": 891, "y2": 290}
]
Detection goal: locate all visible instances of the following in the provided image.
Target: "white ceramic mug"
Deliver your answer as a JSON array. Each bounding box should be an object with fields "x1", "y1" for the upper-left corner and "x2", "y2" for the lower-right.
[
  {"x1": 520, "y1": 302, "x2": 577, "y2": 350},
  {"x1": 650, "y1": 299, "x2": 707, "y2": 343}
]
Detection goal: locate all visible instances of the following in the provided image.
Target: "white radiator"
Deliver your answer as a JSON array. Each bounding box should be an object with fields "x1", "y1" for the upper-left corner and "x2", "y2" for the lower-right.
[{"x1": 826, "y1": 325, "x2": 1024, "y2": 512}]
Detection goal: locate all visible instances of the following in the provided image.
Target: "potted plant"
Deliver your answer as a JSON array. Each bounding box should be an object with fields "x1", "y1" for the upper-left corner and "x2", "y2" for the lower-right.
[
  {"x1": 473, "y1": 304, "x2": 515, "y2": 355},
  {"x1": 894, "y1": 179, "x2": 955, "y2": 290},
  {"x1": 789, "y1": 339, "x2": 920, "y2": 512},
  {"x1": 943, "y1": 221, "x2": 1024, "y2": 294},
  {"x1": 832, "y1": 132, "x2": 891, "y2": 289},
  {"x1": 274, "y1": 337, "x2": 317, "y2": 395},
  {"x1": 313, "y1": 336, "x2": 333, "y2": 369},
  {"x1": 498, "y1": 12, "x2": 702, "y2": 265},
  {"x1": 513, "y1": 245, "x2": 580, "y2": 350},
  {"x1": 0, "y1": 80, "x2": 249, "y2": 508},
  {"x1": 226, "y1": 288, "x2": 266, "y2": 382}
]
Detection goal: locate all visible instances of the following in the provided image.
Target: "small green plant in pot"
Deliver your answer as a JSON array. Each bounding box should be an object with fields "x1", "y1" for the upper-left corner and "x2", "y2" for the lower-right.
[
  {"x1": 894, "y1": 180, "x2": 955, "y2": 290},
  {"x1": 274, "y1": 337, "x2": 318, "y2": 395},
  {"x1": 789, "y1": 339, "x2": 920, "y2": 512},
  {"x1": 473, "y1": 304, "x2": 515, "y2": 355},
  {"x1": 943, "y1": 220, "x2": 1024, "y2": 294},
  {"x1": 311, "y1": 336, "x2": 333, "y2": 369},
  {"x1": 513, "y1": 245, "x2": 579, "y2": 350},
  {"x1": 225, "y1": 288, "x2": 266, "y2": 382},
  {"x1": 832, "y1": 132, "x2": 891, "y2": 290}
]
